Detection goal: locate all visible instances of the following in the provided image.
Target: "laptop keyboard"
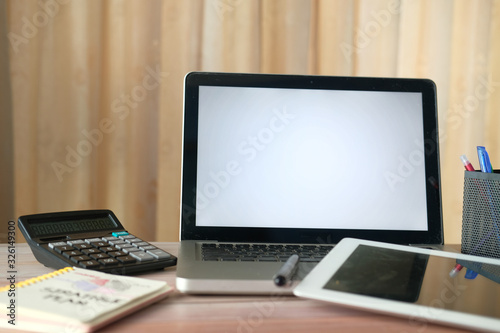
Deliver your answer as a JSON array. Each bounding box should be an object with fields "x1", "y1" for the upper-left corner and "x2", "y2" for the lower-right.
[{"x1": 201, "y1": 243, "x2": 335, "y2": 262}]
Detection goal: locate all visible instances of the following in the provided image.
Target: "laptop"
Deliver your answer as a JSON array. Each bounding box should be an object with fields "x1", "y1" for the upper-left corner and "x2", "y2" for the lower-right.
[{"x1": 176, "y1": 72, "x2": 443, "y2": 294}]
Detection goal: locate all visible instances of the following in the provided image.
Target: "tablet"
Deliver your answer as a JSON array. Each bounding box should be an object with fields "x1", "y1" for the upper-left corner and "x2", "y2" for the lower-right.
[{"x1": 294, "y1": 238, "x2": 500, "y2": 332}]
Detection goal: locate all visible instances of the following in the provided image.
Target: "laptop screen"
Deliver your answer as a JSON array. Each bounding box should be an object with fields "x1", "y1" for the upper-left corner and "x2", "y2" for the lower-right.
[{"x1": 181, "y1": 73, "x2": 442, "y2": 245}]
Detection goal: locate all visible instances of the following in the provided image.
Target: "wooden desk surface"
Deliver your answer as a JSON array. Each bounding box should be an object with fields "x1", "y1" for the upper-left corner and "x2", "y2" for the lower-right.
[{"x1": 1, "y1": 243, "x2": 471, "y2": 333}]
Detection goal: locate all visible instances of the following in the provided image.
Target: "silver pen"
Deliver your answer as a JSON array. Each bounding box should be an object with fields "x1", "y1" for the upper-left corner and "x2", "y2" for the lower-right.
[{"x1": 273, "y1": 254, "x2": 299, "y2": 286}]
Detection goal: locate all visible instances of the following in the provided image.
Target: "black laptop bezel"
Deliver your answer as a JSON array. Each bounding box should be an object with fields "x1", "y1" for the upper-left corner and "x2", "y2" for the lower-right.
[{"x1": 180, "y1": 72, "x2": 443, "y2": 245}]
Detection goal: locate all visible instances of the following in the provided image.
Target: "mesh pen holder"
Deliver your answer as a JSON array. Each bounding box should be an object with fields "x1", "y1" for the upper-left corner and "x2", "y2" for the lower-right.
[{"x1": 461, "y1": 170, "x2": 500, "y2": 259}]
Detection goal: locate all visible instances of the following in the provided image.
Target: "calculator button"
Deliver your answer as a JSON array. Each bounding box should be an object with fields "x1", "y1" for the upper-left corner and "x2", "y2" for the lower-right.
[
  {"x1": 79, "y1": 260, "x2": 100, "y2": 268},
  {"x1": 53, "y1": 245, "x2": 75, "y2": 253},
  {"x1": 100, "y1": 246, "x2": 118, "y2": 253},
  {"x1": 67, "y1": 240, "x2": 85, "y2": 245},
  {"x1": 108, "y1": 251, "x2": 127, "y2": 257},
  {"x1": 116, "y1": 255, "x2": 136, "y2": 264},
  {"x1": 73, "y1": 243, "x2": 92, "y2": 250},
  {"x1": 71, "y1": 255, "x2": 92, "y2": 263},
  {"x1": 134, "y1": 242, "x2": 150, "y2": 247},
  {"x1": 102, "y1": 236, "x2": 117, "y2": 241},
  {"x1": 116, "y1": 243, "x2": 134, "y2": 250},
  {"x1": 98, "y1": 258, "x2": 119, "y2": 266},
  {"x1": 48, "y1": 242, "x2": 68, "y2": 248},
  {"x1": 119, "y1": 235, "x2": 136, "y2": 240},
  {"x1": 129, "y1": 251, "x2": 155, "y2": 262},
  {"x1": 126, "y1": 238, "x2": 142, "y2": 243},
  {"x1": 107, "y1": 239, "x2": 126, "y2": 246},
  {"x1": 112, "y1": 231, "x2": 129, "y2": 237},
  {"x1": 62, "y1": 250, "x2": 83, "y2": 258},
  {"x1": 85, "y1": 238, "x2": 104, "y2": 243},
  {"x1": 140, "y1": 245, "x2": 157, "y2": 251},
  {"x1": 82, "y1": 248, "x2": 102, "y2": 255},
  {"x1": 123, "y1": 247, "x2": 141, "y2": 253},
  {"x1": 90, "y1": 241, "x2": 108, "y2": 248},
  {"x1": 147, "y1": 249, "x2": 172, "y2": 260},
  {"x1": 90, "y1": 253, "x2": 110, "y2": 260}
]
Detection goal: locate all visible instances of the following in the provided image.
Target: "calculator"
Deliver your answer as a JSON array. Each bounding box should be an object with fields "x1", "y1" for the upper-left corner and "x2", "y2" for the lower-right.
[{"x1": 18, "y1": 209, "x2": 177, "y2": 275}]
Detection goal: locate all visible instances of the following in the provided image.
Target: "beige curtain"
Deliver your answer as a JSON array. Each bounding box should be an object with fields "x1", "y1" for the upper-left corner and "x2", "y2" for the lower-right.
[
  {"x1": 3, "y1": 0, "x2": 499, "y2": 243},
  {"x1": 1, "y1": 0, "x2": 14, "y2": 242}
]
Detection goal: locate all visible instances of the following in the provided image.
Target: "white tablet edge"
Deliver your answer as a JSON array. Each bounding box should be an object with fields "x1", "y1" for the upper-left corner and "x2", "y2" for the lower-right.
[{"x1": 293, "y1": 238, "x2": 500, "y2": 332}]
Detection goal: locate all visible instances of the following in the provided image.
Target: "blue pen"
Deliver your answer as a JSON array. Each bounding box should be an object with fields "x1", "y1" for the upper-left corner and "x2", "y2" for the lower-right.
[
  {"x1": 476, "y1": 146, "x2": 500, "y2": 248},
  {"x1": 465, "y1": 268, "x2": 478, "y2": 280},
  {"x1": 450, "y1": 265, "x2": 477, "y2": 280},
  {"x1": 477, "y1": 146, "x2": 493, "y2": 173}
]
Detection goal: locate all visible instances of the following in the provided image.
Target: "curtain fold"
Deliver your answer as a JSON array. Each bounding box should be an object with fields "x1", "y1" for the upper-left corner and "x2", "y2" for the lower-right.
[{"x1": 5, "y1": 0, "x2": 500, "y2": 243}]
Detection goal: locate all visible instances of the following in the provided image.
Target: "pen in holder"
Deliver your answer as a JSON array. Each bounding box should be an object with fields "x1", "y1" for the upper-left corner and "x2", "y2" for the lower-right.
[{"x1": 461, "y1": 170, "x2": 500, "y2": 260}]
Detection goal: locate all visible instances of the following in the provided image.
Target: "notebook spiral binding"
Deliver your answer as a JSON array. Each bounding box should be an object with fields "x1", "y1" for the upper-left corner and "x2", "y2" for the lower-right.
[{"x1": 0, "y1": 266, "x2": 74, "y2": 292}]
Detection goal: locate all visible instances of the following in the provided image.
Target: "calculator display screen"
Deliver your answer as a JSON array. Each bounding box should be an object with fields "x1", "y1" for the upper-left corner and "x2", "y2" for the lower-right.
[{"x1": 29, "y1": 217, "x2": 118, "y2": 237}]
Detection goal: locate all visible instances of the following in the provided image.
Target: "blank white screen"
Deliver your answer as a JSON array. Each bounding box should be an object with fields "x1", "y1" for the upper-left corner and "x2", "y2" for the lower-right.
[{"x1": 195, "y1": 86, "x2": 428, "y2": 230}]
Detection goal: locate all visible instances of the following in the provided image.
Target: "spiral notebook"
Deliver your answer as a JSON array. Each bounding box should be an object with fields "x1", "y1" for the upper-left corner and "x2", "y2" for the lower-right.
[{"x1": 0, "y1": 267, "x2": 173, "y2": 333}]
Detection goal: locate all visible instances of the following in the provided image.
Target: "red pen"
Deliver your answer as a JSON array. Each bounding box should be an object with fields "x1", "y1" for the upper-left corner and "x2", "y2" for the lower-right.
[
  {"x1": 460, "y1": 155, "x2": 475, "y2": 171},
  {"x1": 450, "y1": 155, "x2": 475, "y2": 277},
  {"x1": 449, "y1": 263, "x2": 463, "y2": 277},
  {"x1": 450, "y1": 155, "x2": 475, "y2": 278}
]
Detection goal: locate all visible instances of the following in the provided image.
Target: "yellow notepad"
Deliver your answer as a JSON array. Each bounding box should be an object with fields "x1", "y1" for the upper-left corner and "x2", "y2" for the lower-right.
[{"x1": 0, "y1": 267, "x2": 173, "y2": 333}]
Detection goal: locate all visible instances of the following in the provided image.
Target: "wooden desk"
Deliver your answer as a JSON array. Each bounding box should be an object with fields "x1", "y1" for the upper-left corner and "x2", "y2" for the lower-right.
[{"x1": 1, "y1": 243, "x2": 471, "y2": 333}]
